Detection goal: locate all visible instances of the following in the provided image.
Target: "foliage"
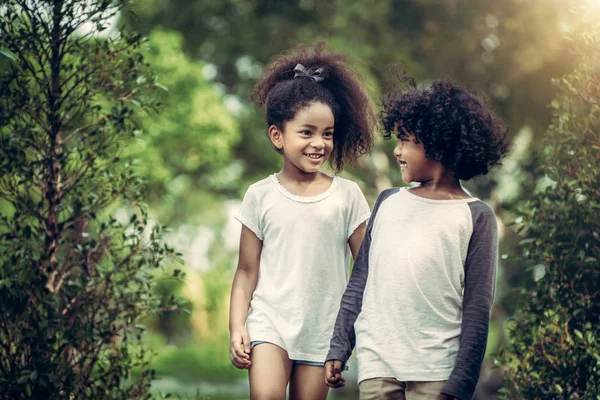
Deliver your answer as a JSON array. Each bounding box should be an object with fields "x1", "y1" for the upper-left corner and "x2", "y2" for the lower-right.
[
  {"x1": 499, "y1": 15, "x2": 600, "y2": 399},
  {"x1": 0, "y1": 1, "x2": 180, "y2": 398},
  {"x1": 128, "y1": 29, "x2": 241, "y2": 205}
]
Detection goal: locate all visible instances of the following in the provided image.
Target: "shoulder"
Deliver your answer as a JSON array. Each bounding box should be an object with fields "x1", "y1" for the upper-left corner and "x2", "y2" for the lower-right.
[
  {"x1": 332, "y1": 176, "x2": 367, "y2": 198},
  {"x1": 369, "y1": 187, "x2": 402, "y2": 218},
  {"x1": 245, "y1": 175, "x2": 275, "y2": 195},
  {"x1": 467, "y1": 200, "x2": 498, "y2": 234},
  {"x1": 333, "y1": 176, "x2": 361, "y2": 191},
  {"x1": 375, "y1": 187, "x2": 401, "y2": 205},
  {"x1": 467, "y1": 200, "x2": 496, "y2": 220}
]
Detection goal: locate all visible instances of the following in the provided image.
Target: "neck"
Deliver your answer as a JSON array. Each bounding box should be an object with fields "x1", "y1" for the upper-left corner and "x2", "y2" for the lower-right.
[
  {"x1": 279, "y1": 161, "x2": 320, "y2": 184},
  {"x1": 416, "y1": 170, "x2": 465, "y2": 195}
]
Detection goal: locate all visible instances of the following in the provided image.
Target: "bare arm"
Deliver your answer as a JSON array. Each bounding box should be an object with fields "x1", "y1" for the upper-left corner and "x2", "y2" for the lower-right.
[
  {"x1": 348, "y1": 221, "x2": 367, "y2": 260},
  {"x1": 228, "y1": 225, "x2": 262, "y2": 369}
]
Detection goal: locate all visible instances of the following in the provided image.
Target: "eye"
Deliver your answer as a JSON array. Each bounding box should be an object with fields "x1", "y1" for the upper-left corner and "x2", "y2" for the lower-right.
[
  {"x1": 323, "y1": 131, "x2": 334, "y2": 138},
  {"x1": 300, "y1": 130, "x2": 311, "y2": 136}
]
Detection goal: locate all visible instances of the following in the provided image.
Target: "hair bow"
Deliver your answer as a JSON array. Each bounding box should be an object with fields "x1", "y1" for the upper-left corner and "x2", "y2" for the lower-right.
[{"x1": 293, "y1": 63, "x2": 325, "y2": 83}]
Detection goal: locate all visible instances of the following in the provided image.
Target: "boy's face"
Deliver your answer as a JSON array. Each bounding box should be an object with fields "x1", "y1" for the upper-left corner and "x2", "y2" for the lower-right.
[{"x1": 392, "y1": 122, "x2": 441, "y2": 184}]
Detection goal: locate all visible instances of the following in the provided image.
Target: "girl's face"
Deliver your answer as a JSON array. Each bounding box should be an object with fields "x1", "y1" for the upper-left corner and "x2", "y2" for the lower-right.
[
  {"x1": 269, "y1": 102, "x2": 335, "y2": 175},
  {"x1": 393, "y1": 123, "x2": 440, "y2": 184}
]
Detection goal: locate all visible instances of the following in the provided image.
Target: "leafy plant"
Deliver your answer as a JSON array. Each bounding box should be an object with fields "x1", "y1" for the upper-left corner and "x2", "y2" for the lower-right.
[
  {"x1": 499, "y1": 14, "x2": 600, "y2": 399},
  {"x1": 0, "y1": 1, "x2": 179, "y2": 398}
]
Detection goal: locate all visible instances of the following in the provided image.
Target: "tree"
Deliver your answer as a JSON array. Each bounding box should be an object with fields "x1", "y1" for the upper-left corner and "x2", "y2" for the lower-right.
[
  {"x1": 0, "y1": 1, "x2": 177, "y2": 398},
  {"x1": 129, "y1": 29, "x2": 241, "y2": 211},
  {"x1": 500, "y1": 9, "x2": 600, "y2": 398}
]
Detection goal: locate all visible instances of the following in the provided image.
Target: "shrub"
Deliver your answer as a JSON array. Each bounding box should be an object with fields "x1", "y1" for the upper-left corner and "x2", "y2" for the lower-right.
[
  {"x1": 499, "y1": 16, "x2": 600, "y2": 399},
  {"x1": 0, "y1": 1, "x2": 178, "y2": 398}
]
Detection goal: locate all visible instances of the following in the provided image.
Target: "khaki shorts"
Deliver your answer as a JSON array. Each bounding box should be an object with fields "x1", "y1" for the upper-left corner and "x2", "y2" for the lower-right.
[{"x1": 359, "y1": 377, "x2": 447, "y2": 400}]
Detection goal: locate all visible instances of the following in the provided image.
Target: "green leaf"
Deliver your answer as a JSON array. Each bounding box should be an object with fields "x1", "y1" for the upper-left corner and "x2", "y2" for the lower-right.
[
  {"x1": 555, "y1": 384, "x2": 563, "y2": 394},
  {"x1": 0, "y1": 49, "x2": 17, "y2": 62}
]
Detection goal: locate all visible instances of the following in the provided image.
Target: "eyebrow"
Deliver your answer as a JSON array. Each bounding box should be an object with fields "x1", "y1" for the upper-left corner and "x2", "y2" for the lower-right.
[{"x1": 300, "y1": 124, "x2": 334, "y2": 130}]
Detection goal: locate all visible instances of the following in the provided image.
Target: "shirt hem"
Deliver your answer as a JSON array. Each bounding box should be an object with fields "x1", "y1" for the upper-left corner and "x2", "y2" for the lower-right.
[
  {"x1": 249, "y1": 335, "x2": 328, "y2": 363},
  {"x1": 358, "y1": 369, "x2": 452, "y2": 384}
]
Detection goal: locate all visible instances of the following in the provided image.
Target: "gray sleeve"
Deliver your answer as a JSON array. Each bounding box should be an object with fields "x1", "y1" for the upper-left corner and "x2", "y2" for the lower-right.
[
  {"x1": 326, "y1": 188, "x2": 399, "y2": 364},
  {"x1": 442, "y1": 201, "x2": 498, "y2": 400}
]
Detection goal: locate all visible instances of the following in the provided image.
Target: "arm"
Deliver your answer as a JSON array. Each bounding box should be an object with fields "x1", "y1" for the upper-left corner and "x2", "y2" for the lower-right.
[
  {"x1": 441, "y1": 203, "x2": 498, "y2": 400},
  {"x1": 325, "y1": 189, "x2": 398, "y2": 381},
  {"x1": 324, "y1": 220, "x2": 367, "y2": 387},
  {"x1": 229, "y1": 225, "x2": 262, "y2": 369},
  {"x1": 325, "y1": 226, "x2": 371, "y2": 387},
  {"x1": 348, "y1": 221, "x2": 366, "y2": 260}
]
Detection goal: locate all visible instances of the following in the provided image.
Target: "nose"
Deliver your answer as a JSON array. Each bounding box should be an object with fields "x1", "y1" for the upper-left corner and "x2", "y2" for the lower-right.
[
  {"x1": 311, "y1": 136, "x2": 325, "y2": 149},
  {"x1": 393, "y1": 142, "x2": 402, "y2": 158}
]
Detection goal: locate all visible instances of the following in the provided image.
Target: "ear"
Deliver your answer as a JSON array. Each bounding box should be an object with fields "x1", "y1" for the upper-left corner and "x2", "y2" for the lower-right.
[{"x1": 268, "y1": 125, "x2": 283, "y2": 150}]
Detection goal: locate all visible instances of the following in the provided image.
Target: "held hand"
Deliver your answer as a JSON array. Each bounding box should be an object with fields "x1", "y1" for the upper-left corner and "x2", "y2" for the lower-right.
[
  {"x1": 324, "y1": 359, "x2": 345, "y2": 388},
  {"x1": 229, "y1": 328, "x2": 251, "y2": 369}
]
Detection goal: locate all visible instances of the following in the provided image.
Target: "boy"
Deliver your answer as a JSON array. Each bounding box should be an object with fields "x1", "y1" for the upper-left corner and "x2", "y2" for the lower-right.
[{"x1": 324, "y1": 80, "x2": 510, "y2": 400}]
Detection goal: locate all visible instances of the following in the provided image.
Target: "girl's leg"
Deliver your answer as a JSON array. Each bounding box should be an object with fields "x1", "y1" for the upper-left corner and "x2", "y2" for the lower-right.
[
  {"x1": 248, "y1": 343, "x2": 293, "y2": 400},
  {"x1": 288, "y1": 364, "x2": 330, "y2": 400}
]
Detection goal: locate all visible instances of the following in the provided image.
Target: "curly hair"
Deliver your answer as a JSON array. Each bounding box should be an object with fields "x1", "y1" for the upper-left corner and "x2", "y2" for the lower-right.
[
  {"x1": 382, "y1": 80, "x2": 510, "y2": 180},
  {"x1": 251, "y1": 41, "x2": 377, "y2": 173}
]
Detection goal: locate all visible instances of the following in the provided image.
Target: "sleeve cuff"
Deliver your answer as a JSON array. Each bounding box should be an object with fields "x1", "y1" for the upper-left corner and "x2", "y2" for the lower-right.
[
  {"x1": 235, "y1": 215, "x2": 263, "y2": 240},
  {"x1": 347, "y1": 212, "x2": 370, "y2": 240}
]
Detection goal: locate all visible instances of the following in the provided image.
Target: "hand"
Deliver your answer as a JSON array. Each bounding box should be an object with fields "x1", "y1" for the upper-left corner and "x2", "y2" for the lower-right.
[
  {"x1": 229, "y1": 328, "x2": 251, "y2": 369},
  {"x1": 324, "y1": 359, "x2": 345, "y2": 388}
]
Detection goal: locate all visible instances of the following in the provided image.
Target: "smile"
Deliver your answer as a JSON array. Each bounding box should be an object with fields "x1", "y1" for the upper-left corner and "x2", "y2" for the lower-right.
[
  {"x1": 304, "y1": 153, "x2": 324, "y2": 159},
  {"x1": 399, "y1": 160, "x2": 407, "y2": 169}
]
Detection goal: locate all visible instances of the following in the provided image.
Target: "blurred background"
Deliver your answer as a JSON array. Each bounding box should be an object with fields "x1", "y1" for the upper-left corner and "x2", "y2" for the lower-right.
[{"x1": 104, "y1": 1, "x2": 592, "y2": 398}]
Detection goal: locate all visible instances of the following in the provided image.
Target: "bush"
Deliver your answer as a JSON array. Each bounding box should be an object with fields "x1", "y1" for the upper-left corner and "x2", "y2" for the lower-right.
[
  {"x1": 499, "y1": 15, "x2": 600, "y2": 399},
  {"x1": 0, "y1": 1, "x2": 179, "y2": 398}
]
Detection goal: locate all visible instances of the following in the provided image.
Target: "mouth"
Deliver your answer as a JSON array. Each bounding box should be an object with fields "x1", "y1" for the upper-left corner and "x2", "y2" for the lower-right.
[
  {"x1": 398, "y1": 160, "x2": 407, "y2": 169},
  {"x1": 304, "y1": 153, "x2": 324, "y2": 160}
]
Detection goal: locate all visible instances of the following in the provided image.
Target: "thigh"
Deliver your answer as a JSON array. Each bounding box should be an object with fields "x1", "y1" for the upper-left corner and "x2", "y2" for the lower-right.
[
  {"x1": 248, "y1": 343, "x2": 293, "y2": 400},
  {"x1": 289, "y1": 364, "x2": 329, "y2": 400},
  {"x1": 405, "y1": 380, "x2": 446, "y2": 400},
  {"x1": 359, "y1": 377, "x2": 406, "y2": 400}
]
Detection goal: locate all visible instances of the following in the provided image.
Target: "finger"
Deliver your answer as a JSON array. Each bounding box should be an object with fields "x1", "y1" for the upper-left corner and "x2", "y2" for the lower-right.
[
  {"x1": 333, "y1": 360, "x2": 343, "y2": 377},
  {"x1": 329, "y1": 379, "x2": 345, "y2": 388},
  {"x1": 231, "y1": 346, "x2": 251, "y2": 365},
  {"x1": 233, "y1": 350, "x2": 251, "y2": 365},
  {"x1": 242, "y1": 332, "x2": 251, "y2": 354},
  {"x1": 233, "y1": 343, "x2": 250, "y2": 359},
  {"x1": 233, "y1": 359, "x2": 249, "y2": 370},
  {"x1": 231, "y1": 352, "x2": 251, "y2": 369},
  {"x1": 324, "y1": 364, "x2": 335, "y2": 381},
  {"x1": 333, "y1": 360, "x2": 343, "y2": 370},
  {"x1": 230, "y1": 336, "x2": 245, "y2": 356}
]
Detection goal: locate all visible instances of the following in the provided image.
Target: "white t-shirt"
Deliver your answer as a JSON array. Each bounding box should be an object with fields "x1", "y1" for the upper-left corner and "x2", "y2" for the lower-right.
[
  {"x1": 354, "y1": 188, "x2": 495, "y2": 383},
  {"x1": 235, "y1": 174, "x2": 370, "y2": 362}
]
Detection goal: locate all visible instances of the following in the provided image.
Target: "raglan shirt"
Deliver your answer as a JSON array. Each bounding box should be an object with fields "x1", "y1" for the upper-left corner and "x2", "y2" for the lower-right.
[
  {"x1": 236, "y1": 174, "x2": 370, "y2": 362},
  {"x1": 326, "y1": 187, "x2": 498, "y2": 400}
]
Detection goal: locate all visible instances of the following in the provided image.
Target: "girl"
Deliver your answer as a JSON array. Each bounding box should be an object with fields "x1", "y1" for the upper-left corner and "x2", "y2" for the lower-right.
[{"x1": 229, "y1": 43, "x2": 377, "y2": 400}]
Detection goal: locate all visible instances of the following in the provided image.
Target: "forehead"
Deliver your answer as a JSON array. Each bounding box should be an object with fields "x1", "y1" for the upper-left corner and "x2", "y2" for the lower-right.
[{"x1": 291, "y1": 102, "x2": 335, "y2": 125}]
